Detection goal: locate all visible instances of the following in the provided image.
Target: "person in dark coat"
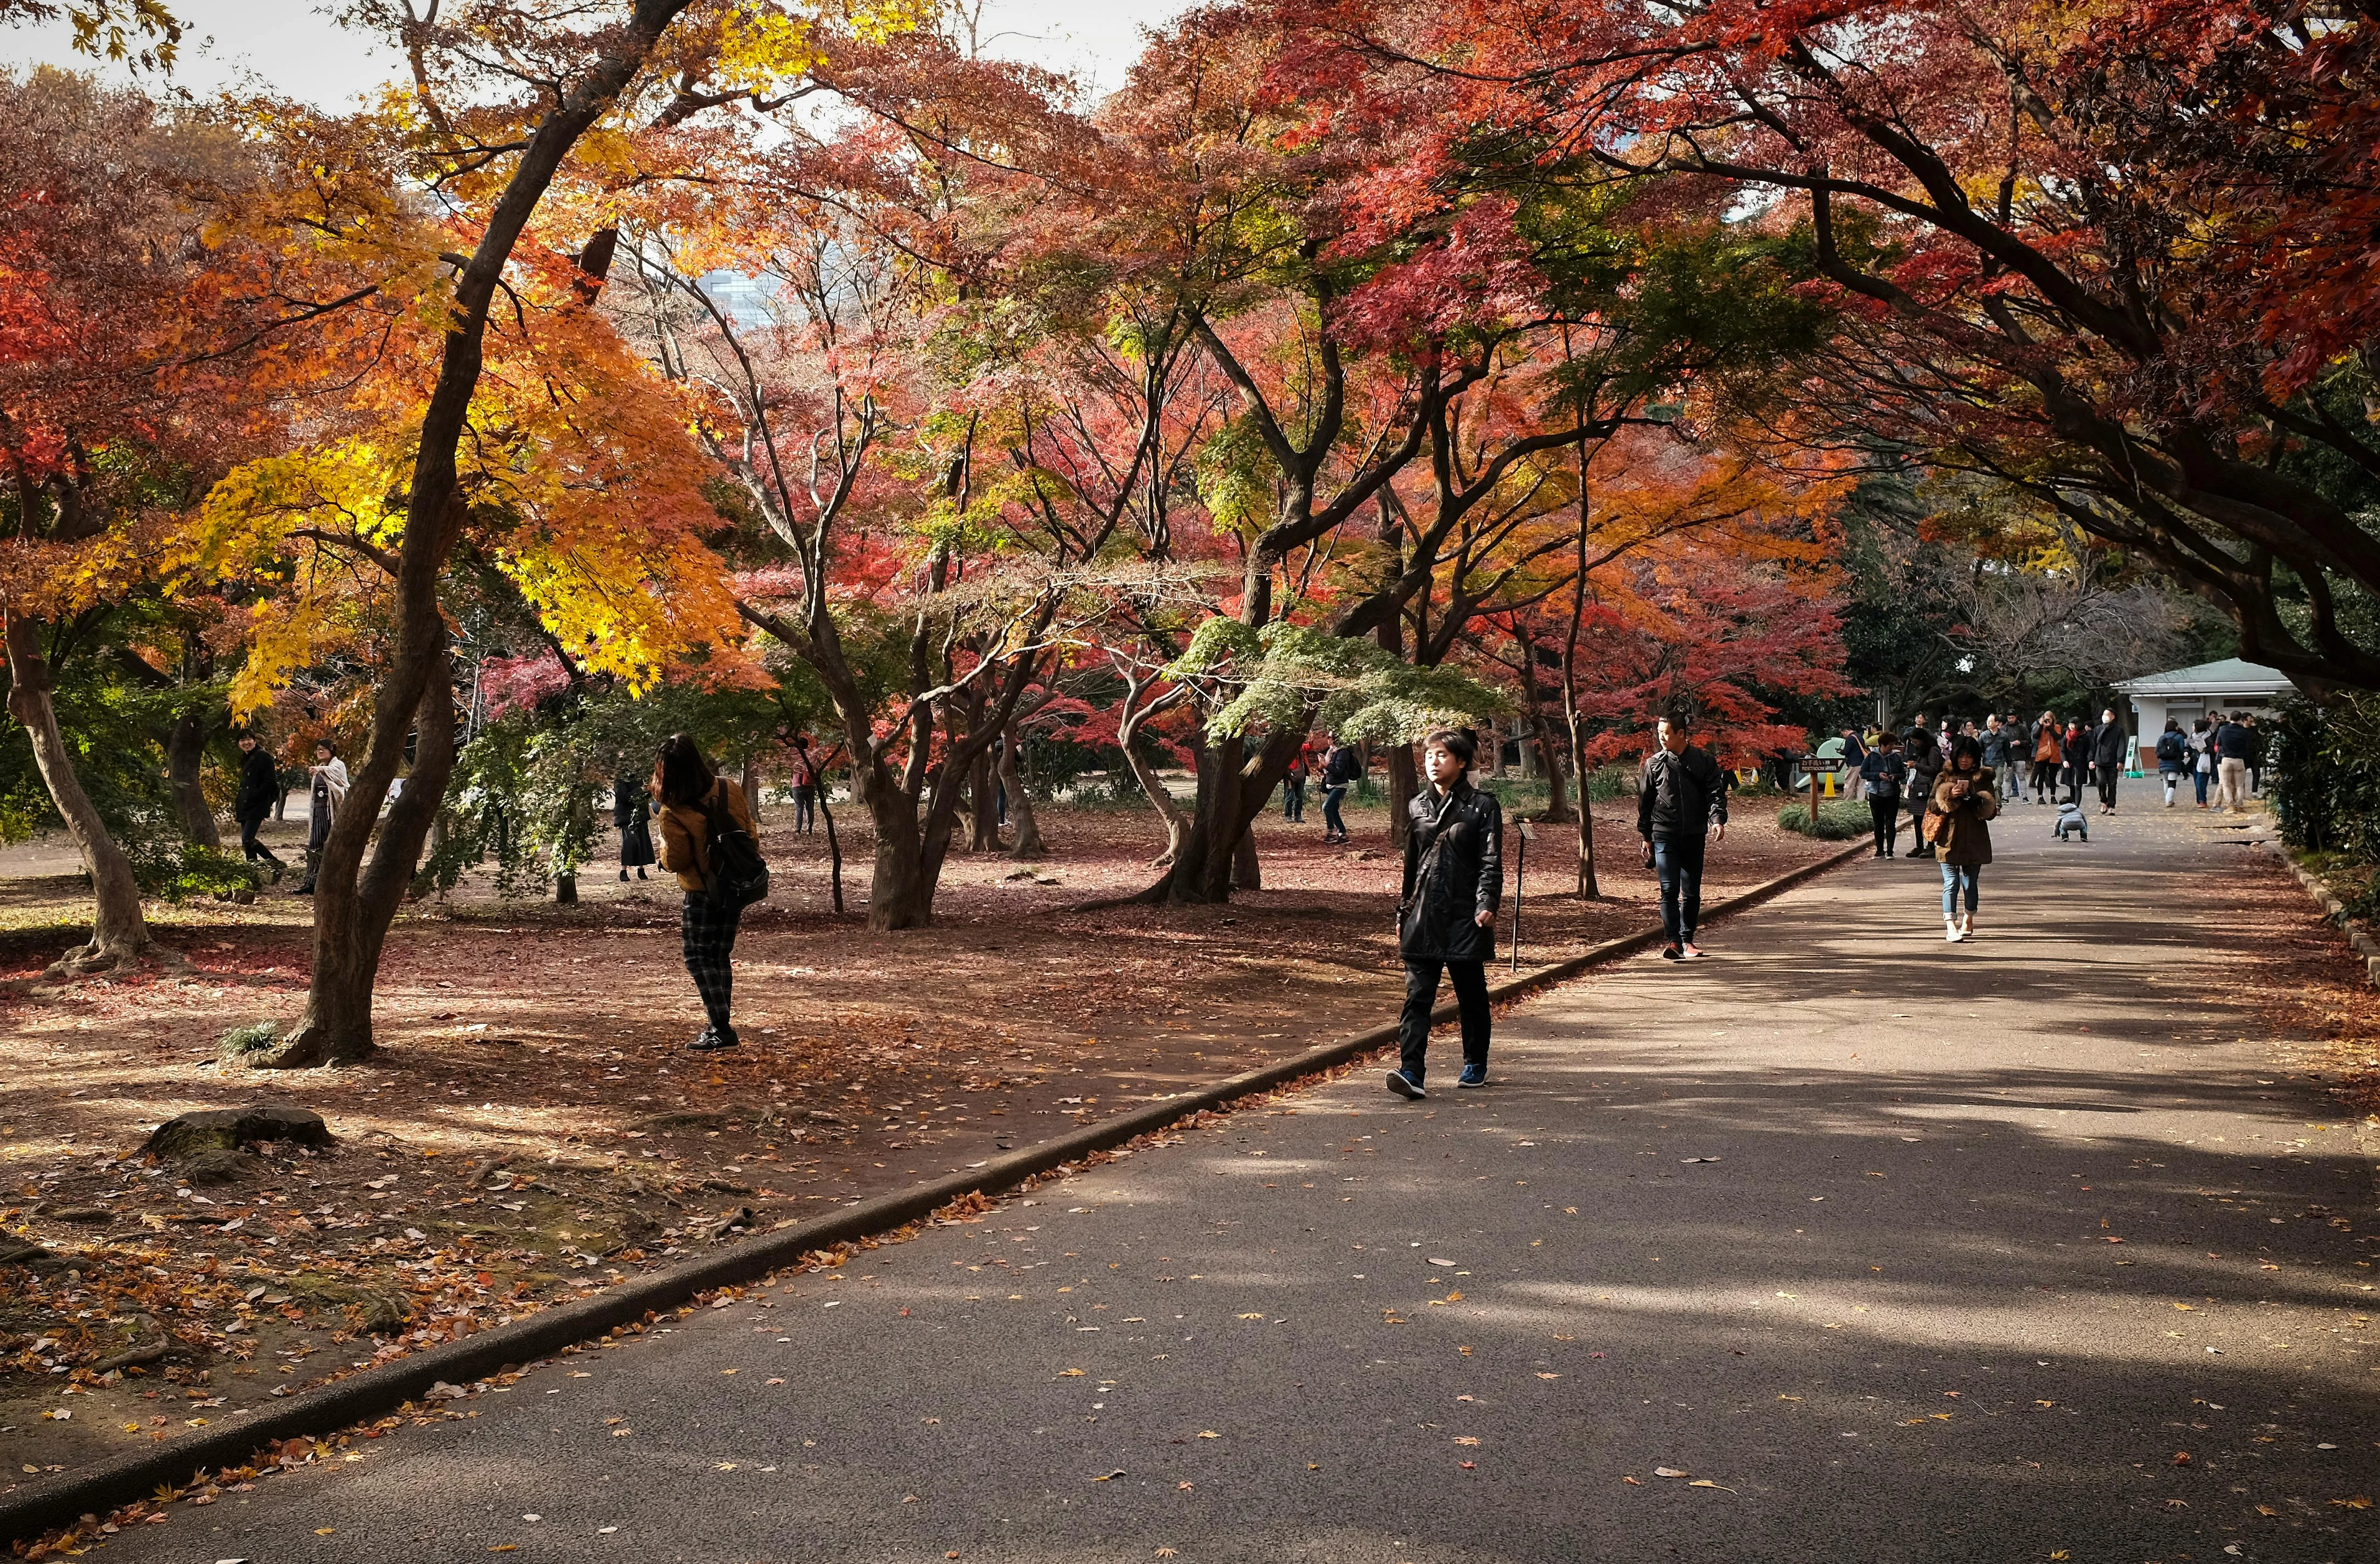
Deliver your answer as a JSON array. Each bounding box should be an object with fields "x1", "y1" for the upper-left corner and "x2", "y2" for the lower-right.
[
  {"x1": 1637, "y1": 711, "x2": 1729, "y2": 956},
  {"x1": 1904, "y1": 723, "x2": 1944, "y2": 859},
  {"x1": 1930, "y1": 735, "x2": 1999, "y2": 942},
  {"x1": 1320, "y1": 738, "x2": 1361, "y2": 843},
  {"x1": 2090, "y1": 707, "x2": 2128, "y2": 813},
  {"x1": 1386, "y1": 728, "x2": 1503, "y2": 1100},
  {"x1": 232, "y1": 732, "x2": 285, "y2": 882},
  {"x1": 614, "y1": 768, "x2": 655, "y2": 881}
]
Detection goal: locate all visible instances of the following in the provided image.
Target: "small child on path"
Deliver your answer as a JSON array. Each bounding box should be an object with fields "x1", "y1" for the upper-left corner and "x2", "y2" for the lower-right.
[{"x1": 2053, "y1": 800, "x2": 2090, "y2": 842}]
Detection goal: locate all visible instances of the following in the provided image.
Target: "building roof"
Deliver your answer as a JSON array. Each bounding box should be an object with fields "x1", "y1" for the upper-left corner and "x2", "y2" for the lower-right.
[{"x1": 2112, "y1": 657, "x2": 2297, "y2": 696}]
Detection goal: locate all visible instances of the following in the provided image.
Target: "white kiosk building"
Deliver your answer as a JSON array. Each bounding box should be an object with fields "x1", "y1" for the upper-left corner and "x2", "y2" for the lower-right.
[{"x1": 2112, "y1": 657, "x2": 2297, "y2": 767}]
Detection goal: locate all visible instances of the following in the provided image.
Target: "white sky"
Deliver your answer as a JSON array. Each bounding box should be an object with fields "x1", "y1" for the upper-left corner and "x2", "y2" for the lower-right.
[{"x1": 3, "y1": 0, "x2": 1190, "y2": 105}]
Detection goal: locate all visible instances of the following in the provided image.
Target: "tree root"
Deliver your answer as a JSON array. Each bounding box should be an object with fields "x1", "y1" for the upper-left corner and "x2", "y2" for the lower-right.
[
  {"x1": 41, "y1": 938, "x2": 188, "y2": 981},
  {"x1": 247, "y1": 1021, "x2": 376, "y2": 1070}
]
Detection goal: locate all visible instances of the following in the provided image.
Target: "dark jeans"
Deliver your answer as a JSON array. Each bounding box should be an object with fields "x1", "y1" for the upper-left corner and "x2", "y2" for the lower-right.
[
  {"x1": 1322, "y1": 784, "x2": 1349, "y2": 837},
  {"x1": 1283, "y1": 778, "x2": 1305, "y2": 821},
  {"x1": 236, "y1": 813, "x2": 283, "y2": 866},
  {"x1": 1653, "y1": 835, "x2": 1707, "y2": 947},
  {"x1": 2192, "y1": 768, "x2": 2211, "y2": 804},
  {"x1": 1867, "y1": 796, "x2": 1900, "y2": 853},
  {"x1": 2064, "y1": 765, "x2": 2085, "y2": 805},
  {"x1": 794, "y1": 785, "x2": 815, "y2": 834},
  {"x1": 1399, "y1": 957, "x2": 1490, "y2": 1083},
  {"x1": 2097, "y1": 769, "x2": 2119, "y2": 809}
]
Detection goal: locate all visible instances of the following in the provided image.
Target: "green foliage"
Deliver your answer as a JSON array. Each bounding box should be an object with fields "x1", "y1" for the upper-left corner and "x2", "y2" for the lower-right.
[
  {"x1": 1192, "y1": 416, "x2": 1279, "y2": 536},
  {"x1": 423, "y1": 678, "x2": 806, "y2": 899},
  {"x1": 2266, "y1": 696, "x2": 2380, "y2": 870},
  {"x1": 1170, "y1": 621, "x2": 1505, "y2": 745},
  {"x1": 1777, "y1": 799, "x2": 1872, "y2": 840}
]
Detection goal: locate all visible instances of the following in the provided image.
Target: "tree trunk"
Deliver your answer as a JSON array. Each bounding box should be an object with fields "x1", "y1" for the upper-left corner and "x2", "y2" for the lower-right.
[
  {"x1": 741, "y1": 755, "x2": 764, "y2": 824},
  {"x1": 263, "y1": 656, "x2": 456, "y2": 1067},
  {"x1": 4, "y1": 614, "x2": 166, "y2": 972},
  {"x1": 1233, "y1": 827, "x2": 1261, "y2": 890},
  {"x1": 164, "y1": 711, "x2": 221, "y2": 849},
  {"x1": 966, "y1": 747, "x2": 1001, "y2": 852},
  {"x1": 1384, "y1": 740, "x2": 1417, "y2": 847},
  {"x1": 1484, "y1": 717, "x2": 1506, "y2": 780},
  {"x1": 1149, "y1": 728, "x2": 1303, "y2": 905},
  {"x1": 1001, "y1": 733, "x2": 1046, "y2": 858},
  {"x1": 268, "y1": 0, "x2": 695, "y2": 1065},
  {"x1": 1115, "y1": 689, "x2": 1190, "y2": 866}
]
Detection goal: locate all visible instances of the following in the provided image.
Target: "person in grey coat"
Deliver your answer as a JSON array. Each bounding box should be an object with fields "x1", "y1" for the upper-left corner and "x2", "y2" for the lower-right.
[{"x1": 1386, "y1": 728, "x2": 1503, "y2": 1100}]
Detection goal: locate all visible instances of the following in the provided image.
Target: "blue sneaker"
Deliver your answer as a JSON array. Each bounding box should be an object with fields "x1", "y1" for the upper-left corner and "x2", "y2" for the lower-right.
[
  {"x1": 1385, "y1": 1070, "x2": 1425, "y2": 1100},
  {"x1": 1456, "y1": 1065, "x2": 1488, "y2": 1088}
]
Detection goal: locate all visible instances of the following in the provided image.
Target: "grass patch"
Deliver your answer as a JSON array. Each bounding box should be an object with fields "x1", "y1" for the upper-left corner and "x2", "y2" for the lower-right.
[
  {"x1": 1777, "y1": 800, "x2": 1873, "y2": 841},
  {"x1": 215, "y1": 1020, "x2": 283, "y2": 1065}
]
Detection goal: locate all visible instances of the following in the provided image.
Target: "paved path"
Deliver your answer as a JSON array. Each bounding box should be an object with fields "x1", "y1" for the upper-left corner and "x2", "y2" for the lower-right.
[{"x1": 114, "y1": 806, "x2": 2377, "y2": 1562}]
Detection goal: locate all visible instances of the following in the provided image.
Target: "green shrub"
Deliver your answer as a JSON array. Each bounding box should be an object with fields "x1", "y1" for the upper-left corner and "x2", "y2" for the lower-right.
[{"x1": 1777, "y1": 800, "x2": 1872, "y2": 840}]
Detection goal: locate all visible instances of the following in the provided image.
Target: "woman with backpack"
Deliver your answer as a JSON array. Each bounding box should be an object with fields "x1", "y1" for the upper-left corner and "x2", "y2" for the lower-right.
[
  {"x1": 653, "y1": 734, "x2": 761, "y2": 1053},
  {"x1": 2154, "y1": 718, "x2": 2190, "y2": 807}
]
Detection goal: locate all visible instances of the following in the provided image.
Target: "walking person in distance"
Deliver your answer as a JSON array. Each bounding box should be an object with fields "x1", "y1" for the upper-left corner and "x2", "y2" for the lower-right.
[
  {"x1": 653, "y1": 734, "x2": 760, "y2": 1052},
  {"x1": 614, "y1": 766, "x2": 655, "y2": 881},
  {"x1": 1283, "y1": 747, "x2": 1308, "y2": 822},
  {"x1": 2030, "y1": 711, "x2": 2061, "y2": 804},
  {"x1": 2091, "y1": 707, "x2": 2128, "y2": 813},
  {"x1": 291, "y1": 740, "x2": 347, "y2": 895},
  {"x1": 1638, "y1": 711, "x2": 1728, "y2": 959},
  {"x1": 1320, "y1": 736, "x2": 1360, "y2": 844},
  {"x1": 232, "y1": 732, "x2": 286, "y2": 884},
  {"x1": 1905, "y1": 719, "x2": 1944, "y2": 859},
  {"x1": 1860, "y1": 730, "x2": 1907, "y2": 858},
  {"x1": 2154, "y1": 719, "x2": 2189, "y2": 807},
  {"x1": 1385, "y1": 729, "x2": 1502, "y2": 1100},
  {"x1": 1929, "y1": 734, "x2": 1999, "y2": 943},
  {"x1": 2213, "y1": 711, "x2": 2254, "y2": 812},
  {"x1": 2190, "y1": 717, "x2": 2215, "y2": 807}
]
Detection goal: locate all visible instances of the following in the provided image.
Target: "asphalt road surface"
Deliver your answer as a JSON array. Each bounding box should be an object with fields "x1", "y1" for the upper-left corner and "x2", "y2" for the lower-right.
[{"x1": 110, "y1": 804, "x2": 2377, "y2": 1562}]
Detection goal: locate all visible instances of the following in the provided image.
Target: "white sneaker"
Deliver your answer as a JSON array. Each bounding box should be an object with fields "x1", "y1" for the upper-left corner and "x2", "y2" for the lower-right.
[{"x1": 1945, "y1": 920, "x2": 1964, "y2": 943}]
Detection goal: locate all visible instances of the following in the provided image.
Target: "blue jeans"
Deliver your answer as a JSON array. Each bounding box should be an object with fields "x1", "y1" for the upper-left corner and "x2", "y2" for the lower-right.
[
  {"x1": 1653, "y1": 836, "x2": 1706, "y2": 947},
  {"x1": 1322, "y1": 784, "x2": 1349, "y2": 837},
  {"x1": 1940, "y1": 861, "x2": 1980, "y2": 919},
  {"x1": 2192, "y1": 768, "x2": 2211, "y2": 804}
]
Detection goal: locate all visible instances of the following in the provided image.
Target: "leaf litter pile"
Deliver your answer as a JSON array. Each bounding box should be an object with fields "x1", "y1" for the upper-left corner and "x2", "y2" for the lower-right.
[{"x1": 1, "y1": 796, "x2": 1837, "y2": 1492}]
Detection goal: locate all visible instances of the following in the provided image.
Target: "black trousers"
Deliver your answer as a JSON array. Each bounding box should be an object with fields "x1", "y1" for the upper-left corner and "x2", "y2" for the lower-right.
[
  {"x1": 2096, "y1": 768, "x2": 2119, "y2": 808},
  {"x1": 680, "y1": 892, "x2": 743, "y2": 1033},
  {"x1": 1399, "y1": 958, "x2": 1490, "y2": 1083},
  {"x1": 1868, "y1": 796, "x2": 1900, "y2": 852},
  {"x1": 236, "y1": 812, "x2": 283, "y2": 865}
]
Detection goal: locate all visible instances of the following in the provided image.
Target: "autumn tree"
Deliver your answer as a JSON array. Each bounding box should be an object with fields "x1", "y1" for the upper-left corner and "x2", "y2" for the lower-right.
[
  {"x1": 0, "y1": 67, "x2": 283, "y2": 970},
  {"x1": 1310, "y1": 0, "x2": 2380, "y2": 693},
  {"x1": 192, "y1": 0, "x2": 879, "y2": 1063}
]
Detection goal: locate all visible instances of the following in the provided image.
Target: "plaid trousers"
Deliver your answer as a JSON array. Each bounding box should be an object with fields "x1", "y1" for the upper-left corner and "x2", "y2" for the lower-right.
[{"x1": 680, "y1": 892, "x2": 742, "y2": 1032}]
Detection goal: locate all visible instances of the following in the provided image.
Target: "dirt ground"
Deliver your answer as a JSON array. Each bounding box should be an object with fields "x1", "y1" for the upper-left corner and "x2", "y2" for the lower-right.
[{"x1": 0, "y1": 780, "x2": 1846, "y2": 1493}]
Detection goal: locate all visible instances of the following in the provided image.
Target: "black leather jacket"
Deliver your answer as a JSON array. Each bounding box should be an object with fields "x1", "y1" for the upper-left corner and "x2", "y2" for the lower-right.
[{"x1": 1400, "y1": 781, "x2": 1503, "y2": 963}]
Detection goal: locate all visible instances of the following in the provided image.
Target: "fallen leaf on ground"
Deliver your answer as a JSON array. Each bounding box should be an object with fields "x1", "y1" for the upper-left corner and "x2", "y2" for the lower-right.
[
  {"x1": 1092, "y1": 1470, "x2": 1125, "y2": 1481},
  {"x1": 1654, "y1": 1467, "x2": 1691, "y2": 1478}
]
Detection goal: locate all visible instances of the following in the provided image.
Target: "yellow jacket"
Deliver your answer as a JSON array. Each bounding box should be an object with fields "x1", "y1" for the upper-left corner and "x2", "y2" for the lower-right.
[{"x1": 655, "y1": 777, "x2": 756, "y2": 893}]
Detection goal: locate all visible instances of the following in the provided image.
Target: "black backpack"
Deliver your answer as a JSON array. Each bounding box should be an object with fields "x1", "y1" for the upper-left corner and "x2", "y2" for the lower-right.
[{"x1": 701, "y1": 784, "x2": 770, "y2": 910}]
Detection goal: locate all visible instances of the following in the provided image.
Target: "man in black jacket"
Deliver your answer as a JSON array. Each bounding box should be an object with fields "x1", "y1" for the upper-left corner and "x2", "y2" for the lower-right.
[
  {"x1": 2090, "y1": 707, "x2": 2129, "y2": 813},
  {"x1": 232, "y1": 733, "x2": 285, "y2": 882},
  {"x1": 1637, "y1": 713, "x2": 1728, "y2": 959},
  {"x1": 1386, "y1": 728, "x2": 1503, "y2": 1099}
]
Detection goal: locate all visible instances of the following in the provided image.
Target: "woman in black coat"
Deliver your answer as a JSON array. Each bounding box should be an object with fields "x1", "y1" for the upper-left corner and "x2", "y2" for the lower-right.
[
  {"x1": 1387, "y1": 728, "x2": 1503, "y2": 1099},
  {"x1": 614, "y1": 768, "x2": 656, "y2": 881}
]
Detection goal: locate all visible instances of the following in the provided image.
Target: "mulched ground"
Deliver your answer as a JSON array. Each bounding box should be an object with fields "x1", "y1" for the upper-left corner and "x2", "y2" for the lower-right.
[{"x1": 1, "y1": 785, "x2": 1838, "y2": 1491}]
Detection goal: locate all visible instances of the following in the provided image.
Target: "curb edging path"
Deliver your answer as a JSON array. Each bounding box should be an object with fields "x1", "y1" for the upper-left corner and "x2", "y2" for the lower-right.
[{"x1": 1, "y1": 836, "x2": 1867, "y2": 1544}]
